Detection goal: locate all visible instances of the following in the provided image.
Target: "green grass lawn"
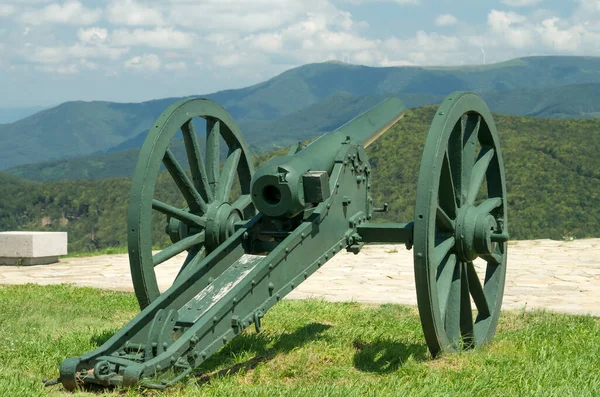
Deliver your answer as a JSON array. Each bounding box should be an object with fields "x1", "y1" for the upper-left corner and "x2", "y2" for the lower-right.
[{"x1": 0, "y1": 284, "x2": 598, "y2": 396}]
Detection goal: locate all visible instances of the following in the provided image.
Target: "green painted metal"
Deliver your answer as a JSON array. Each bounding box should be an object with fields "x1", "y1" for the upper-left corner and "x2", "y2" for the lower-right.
[
  {"x1": 357, "y1": 223, "x2": 413, "y2": 246},
  {"x1": 250, "y1": 97, "x2": 404, "y2": 219},
  {"x1": 52, "y1": 91, "x2": 509, "y2": 390},
  {"x1": 413, "y1": 92, "x2": 508, "y2": 356},
  {"x1": 127, "y1": 98, "x2": 255, "y2": 308}
]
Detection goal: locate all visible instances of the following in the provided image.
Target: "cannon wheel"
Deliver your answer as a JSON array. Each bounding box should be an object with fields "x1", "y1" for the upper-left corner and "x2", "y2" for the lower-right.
[
  {"x1": 128, "y1": 98, "x2": 255, "y2": 309},
  {"x1": 413, "y1": 92, "x2": 508, "y2": 356}
]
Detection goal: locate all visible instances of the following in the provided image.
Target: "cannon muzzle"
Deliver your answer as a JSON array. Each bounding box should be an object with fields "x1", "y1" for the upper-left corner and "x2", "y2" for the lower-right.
[{"x1": 250, "y1": 98, "x2": 405, "y2": 218}]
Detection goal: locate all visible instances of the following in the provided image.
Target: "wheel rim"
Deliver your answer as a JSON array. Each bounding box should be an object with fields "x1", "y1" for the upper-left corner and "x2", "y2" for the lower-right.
[
  {"x1": 414, "y1": 92, "x2": 508, "y2": 356},
  {"x1": 128, "y1": 98, "x2": 255, "y2": 309}
]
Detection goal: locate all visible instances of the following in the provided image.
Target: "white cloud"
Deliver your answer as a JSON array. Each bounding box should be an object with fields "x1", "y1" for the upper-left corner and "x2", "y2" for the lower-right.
[
  {"x1": 77, "y1": 27, "x2": 108, "y2": 44},
  {"x1": 19, "y1": 1, "x2": 102, "y2": 25},
  {"x1": 488, "y1": 9, "x2": 528, "y2": 29},
  {"x1": 194, "y1": 5, "x2": 382, "y2": 68},
  {"x1": 576, "y1": 0, "x2": 600, "y2": 15},
  {"x1": 111, "y1": 27, "x2": 194, "y2": 49},
  {"x1": 435, "y1": 14, "x2": 458, "y2": 26},
  {"x1": 35, "y1": 64, "x2": 79, "y2": 74},
  {"x1": 10, "y1": 0, "x2": 600, "y2": 105},
  {"x1": 212, "y1": 53, "x2": 245, "y2": 68},
  {"x1": 0, "y1": 5, "x2": 16, "y2": 17},
  {"x1": 107, "y1": 0, "x2": 164, "y2": 26},
  {"x1": 166, "y1": 0, "x2": 331, "y2": 33},
  {"x1": 341, "y1": 0, "x2": 418, "y2": 4},
  {"x1": 487, "y1": 9, "x2": 535, "y2": 49},
  {"x1": 536, "y1": 17, "x2": 584, "y2": 51},
  {"x1": 28, "y1": 44, "x2": 128, "y2": 64},
  {"x1": 79, "y1": 59, "x2": 97, "y2": 70},
  {"x1": 244, "y1": 33, "x2": 283, "y2": 53},
  {"x1": 384, "y1": 31, "x2": 459, "y2": 53},
  {"x1": 3, "y1": 0, "x2": 51, "y2": 3},
  {"x1": 164, "y1": 61, "x2": 187, "y2": 71},
  {"x1": 124, "y1": 53, "x2": 162, "y2": 71},
  {"x1": 301, "y1": 30, "x2": 377, "y2": 52},
  {"x1": 500, "y1": 0, "x2": 543, "y2": 6}
]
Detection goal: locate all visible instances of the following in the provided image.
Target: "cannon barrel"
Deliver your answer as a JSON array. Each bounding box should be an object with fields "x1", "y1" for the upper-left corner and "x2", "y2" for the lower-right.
[{"x1": 250, "y1": 97, "x2": 405, "y2": 218}]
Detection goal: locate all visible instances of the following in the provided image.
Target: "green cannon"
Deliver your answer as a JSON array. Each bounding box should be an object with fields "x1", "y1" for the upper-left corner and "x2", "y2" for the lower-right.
[{"x1": 51, "y1": 91, "x2": 509, "y2": 390}]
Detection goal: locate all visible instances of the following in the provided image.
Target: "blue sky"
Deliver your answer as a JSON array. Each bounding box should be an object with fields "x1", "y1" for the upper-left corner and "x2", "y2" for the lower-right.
[{"x1": 0, "y1": 0, "x2": 597, "y2": 107}]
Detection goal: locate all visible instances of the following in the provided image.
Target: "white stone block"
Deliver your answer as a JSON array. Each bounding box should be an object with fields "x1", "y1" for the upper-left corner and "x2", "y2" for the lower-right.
[{"x1": 0, "y1": 232, "x2": 67, "y2": 265}]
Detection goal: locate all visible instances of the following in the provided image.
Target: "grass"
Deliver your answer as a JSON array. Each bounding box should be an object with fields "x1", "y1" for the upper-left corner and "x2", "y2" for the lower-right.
[
  {"x1": 62, "y1": 245, "x2": 165, "y2": 258},
  {"x1": 62, "y1": 246, "x2": 129, "y2": 258},
  {"x1": 0, "y1": 284, "x2": 598, "y2": 396}
]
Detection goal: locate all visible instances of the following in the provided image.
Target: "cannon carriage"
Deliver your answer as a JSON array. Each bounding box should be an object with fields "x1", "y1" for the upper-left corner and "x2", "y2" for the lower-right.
[{"x1": 52, "y1": 91, "x2": 509, "y2": 390}]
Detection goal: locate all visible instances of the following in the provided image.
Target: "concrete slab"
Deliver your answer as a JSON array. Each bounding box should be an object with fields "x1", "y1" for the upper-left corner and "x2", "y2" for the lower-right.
[
  {"x1": 0, "y1": 256, "x2": 59, "y2": 266},
  {"x1": 0, "y1": 232, "x2": 67, "y2": 265}
]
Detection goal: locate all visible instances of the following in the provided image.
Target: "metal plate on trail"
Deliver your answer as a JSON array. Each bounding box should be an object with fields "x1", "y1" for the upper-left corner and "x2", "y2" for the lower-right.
[{"x1": 177, "y1": 254, "x2": 264, "y2": 326}]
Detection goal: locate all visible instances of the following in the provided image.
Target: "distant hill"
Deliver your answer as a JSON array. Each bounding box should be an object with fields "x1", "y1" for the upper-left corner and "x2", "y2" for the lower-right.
[
  {"x1": 4, "y1": 56, "x2": 600, "y2": 171},
  {"x1": 1, "y1": 105, "x2": 599, "y2": 253},
  {"x1": 481, "y1": 83, "x2": 600, "y2": 119},
  {"x1": 0, "y1": 98, "x2": 178, "y2": 171},
  {"x1": 9, "y1": 81, "x2": 600, "y2": 182},
  {"x1": 4, "y1": 92, "x2": 434, "y2": 181}
]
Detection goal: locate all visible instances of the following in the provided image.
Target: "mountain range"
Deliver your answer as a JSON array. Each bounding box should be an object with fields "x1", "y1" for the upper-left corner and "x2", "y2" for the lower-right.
[{"x1": 4, "y1": 56, "x2": 600, "y2": 178}]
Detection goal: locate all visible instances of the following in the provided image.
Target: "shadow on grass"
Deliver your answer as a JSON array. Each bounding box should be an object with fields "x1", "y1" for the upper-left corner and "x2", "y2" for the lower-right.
[
  {"x1": 352, "y1": 339, "x2": 428, "y2": 373},
  {"x1": 90, "y1": 328, "x2": 119, "y2": 347},
  {"x1": 194, "y1": 322, "x2": 331, "y2": 384}
]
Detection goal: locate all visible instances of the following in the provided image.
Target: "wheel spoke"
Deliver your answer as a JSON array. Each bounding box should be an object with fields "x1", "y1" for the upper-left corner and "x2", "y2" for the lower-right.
[
  {"x1": 466, "y1": 261, "x2": 490, "y2": 318},
  {"x1": 163, "y1": 149, "x2": 207, "y2": 214},
  {"x1": 176, "y1": 246, "x2": 207, "y2": 279},
  {"x1": 459, "y1": 262, "x2": 474, "y2": 346},
  {"x1": 482, "y1": 252, "x2": 502, "y2": 266},
  {"x1": 436, "y1": 253, "x2": 457, "y2": 323},
  {"x1": 152, "y1": 199, "x2": 205, "y2": 227},
  {"x1": 462, "y1": 115, "x2": 481, "y2": 204},
  {"x1": 182, "y1": 119, "x2": 213, "y2": 203},
  {"x1": 476, "y1": 197, "x2": 502, "y2": 215},
  {"x1": 447, "y1": 118, "x2": 464, "y2": 205},
  {"x1": 232, "y1": 194, "x2": 254, "y2": 219},
  {"x1": 216, "y1": 148, "x2": 241, "y2": 203},
  {"x1": 434, "y1": 236, "x2": 455, "y2": 266},
  {"x1": 206, "y1": 117, "x2": 221, "y2": 195},
  {"x1": 444, "y1": 262, "x2": 462, "y2": 347},
  {"x1": 152, "y1": 232, "x2": 205, "y2": 267},
  {"x1": 436, "y1": 206, "x2": 454, "y2": 232},
  {"x1": 232, "y1": 194, "x2": 252, "y2": 211},
  {"x1": 467, "y1": 146, "x2": 495, "y2": 205},
  {"x1": 480, "y1": 252, "x2": 504, "y2": 317},
  {"x1": 439, "y1": 152, "x2": 458, "y2": 218}
]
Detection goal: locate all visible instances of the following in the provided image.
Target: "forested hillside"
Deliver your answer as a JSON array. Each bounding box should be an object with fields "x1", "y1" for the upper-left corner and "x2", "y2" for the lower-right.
[
  {"x1": 367, "y1": 106, "x2": 600, "y2": 241},
  {"x1": 1, "y1": 105, "x2": 598, "y2": 253}
]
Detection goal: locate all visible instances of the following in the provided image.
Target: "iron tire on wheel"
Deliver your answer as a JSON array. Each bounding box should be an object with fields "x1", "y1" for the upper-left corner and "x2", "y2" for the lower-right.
[
  {"x1": 414, "y1": 92, "x2": 509, "y2": 357},
  {"x1": 128, "y1": 98, "x2": 255, "y2": 309}
]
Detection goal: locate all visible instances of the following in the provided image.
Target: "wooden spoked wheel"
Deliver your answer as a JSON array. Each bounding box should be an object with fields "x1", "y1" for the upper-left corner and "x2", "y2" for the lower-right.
[
  {"x1": 128, "y1": 98, "x2": 255, "y2": 309},
  {"x1": 413, "y1": 92, "x2": 509, "y2": 356}
]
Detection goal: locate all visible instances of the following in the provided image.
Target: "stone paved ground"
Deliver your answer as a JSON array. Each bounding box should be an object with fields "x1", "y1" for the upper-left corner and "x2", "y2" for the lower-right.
[{"x1": 0, "y1": 239, "x2": 598, "y2": 316}]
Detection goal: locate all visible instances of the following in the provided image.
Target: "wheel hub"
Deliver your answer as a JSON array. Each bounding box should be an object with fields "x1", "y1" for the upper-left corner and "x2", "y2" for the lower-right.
[
  {"x1": 455, "y1": 205, "x2": 497, "y2": 262},
  {"x1": 166, "y1": 202, "x2": 241, "y2": 252},
  {"x1": 204, "y1": 202, "x2": 242, "y2": 251}
]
